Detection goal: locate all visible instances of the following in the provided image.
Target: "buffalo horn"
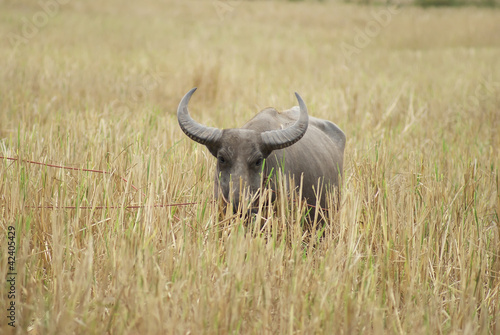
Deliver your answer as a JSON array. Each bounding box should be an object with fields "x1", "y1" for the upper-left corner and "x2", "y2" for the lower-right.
[
  {"x1": 261, "y1": 92, "x2": 309, "y2": 151},
  {"x1": 177, "y1": 88, "x2": 222, "y2": 146}
]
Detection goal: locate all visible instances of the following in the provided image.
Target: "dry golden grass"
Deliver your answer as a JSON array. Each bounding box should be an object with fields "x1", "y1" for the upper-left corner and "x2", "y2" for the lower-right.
[{"x1": 1, "y1": 0, "x2": 500, "y2": 333}]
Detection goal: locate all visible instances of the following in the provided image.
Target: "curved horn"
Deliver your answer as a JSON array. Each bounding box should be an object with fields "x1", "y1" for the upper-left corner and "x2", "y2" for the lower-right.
[
  {"x1": 261, "y1": 92, "x2": 309, "y2": 151},
  {"x1": 177, "y1": 88, "x2": 222, "y2": 146}
]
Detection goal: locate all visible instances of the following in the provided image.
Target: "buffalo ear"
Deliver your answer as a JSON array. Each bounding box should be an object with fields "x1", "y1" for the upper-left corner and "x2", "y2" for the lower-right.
[
  {"x1": 206, "y1": 144, "x2": 219, "y2": 158},
  {"x1": 260, "y1": 146, "x2": 274, "y2": 160}
]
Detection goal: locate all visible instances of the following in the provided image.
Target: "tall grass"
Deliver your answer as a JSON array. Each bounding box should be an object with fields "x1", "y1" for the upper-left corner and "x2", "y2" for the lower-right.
[{"x1": 1, "y1": 0, "x2": 499, "y2": 333}]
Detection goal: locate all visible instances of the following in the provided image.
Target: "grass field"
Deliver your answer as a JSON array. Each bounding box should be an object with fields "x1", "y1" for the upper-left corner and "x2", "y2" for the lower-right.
[{"x1": 1, "y1": 0, "x2": 500, "y2": 333}]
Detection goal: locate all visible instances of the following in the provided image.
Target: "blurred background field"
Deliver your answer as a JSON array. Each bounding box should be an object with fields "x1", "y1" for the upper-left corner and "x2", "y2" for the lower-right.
[{"x1": 0, "y1": 0, "x2": 499, "y2": 333}]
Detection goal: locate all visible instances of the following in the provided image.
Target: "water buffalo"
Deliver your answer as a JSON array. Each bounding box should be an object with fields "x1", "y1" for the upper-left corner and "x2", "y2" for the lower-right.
[{"x1": 177, "y1": 88, "x2": 345, "y2": 215}]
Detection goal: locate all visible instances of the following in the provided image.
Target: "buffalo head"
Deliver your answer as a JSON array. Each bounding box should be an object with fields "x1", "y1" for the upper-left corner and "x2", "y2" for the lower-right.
[{"x1": 177, "y1": 88, "x2": 309, "y2": 212}]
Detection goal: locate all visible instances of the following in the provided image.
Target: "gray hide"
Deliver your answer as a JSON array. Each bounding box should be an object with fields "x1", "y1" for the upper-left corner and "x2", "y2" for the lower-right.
[
  {"x1": 239, "y1": 106, "x2": 345, "y2": 210},
  {"x1": 177, "y1": 88, "x2": 346, "y2": 213}
]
